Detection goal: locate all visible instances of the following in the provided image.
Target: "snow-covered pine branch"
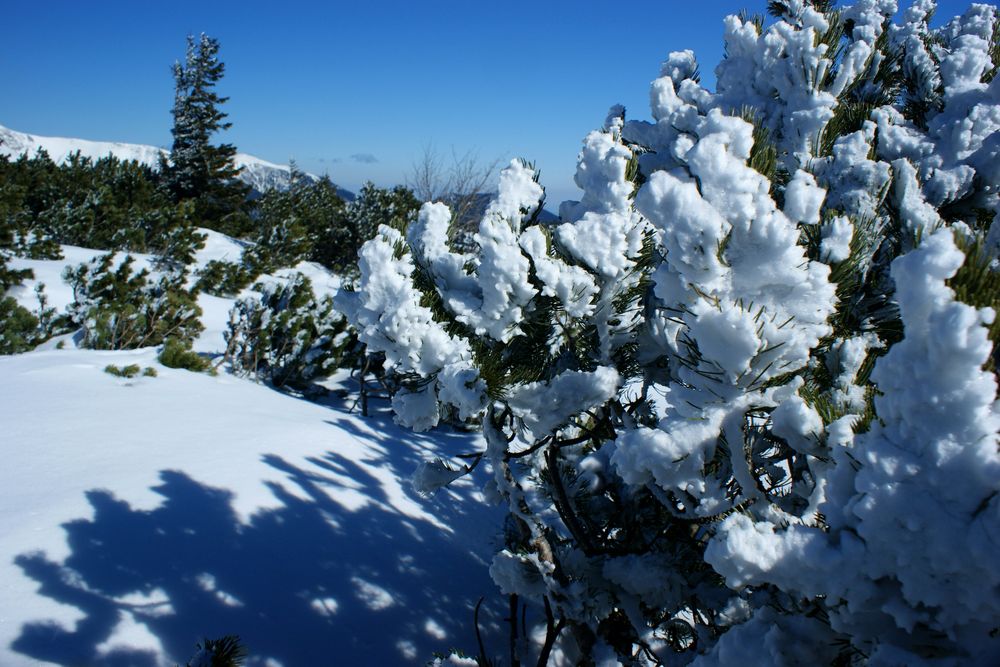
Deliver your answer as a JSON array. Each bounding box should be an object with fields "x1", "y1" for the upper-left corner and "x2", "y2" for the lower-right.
[{"x1": 343, "y1": 1, "x2": 1000, "y2": 663}]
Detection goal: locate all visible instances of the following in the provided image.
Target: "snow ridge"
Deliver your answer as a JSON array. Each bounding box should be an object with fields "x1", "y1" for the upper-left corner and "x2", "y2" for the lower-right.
[{"x1": 0, "y1": 123, "x2": 343, "y2": 196}]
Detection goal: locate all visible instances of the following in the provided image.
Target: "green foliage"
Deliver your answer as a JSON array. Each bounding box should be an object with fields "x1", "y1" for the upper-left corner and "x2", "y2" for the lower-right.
[
  {"x1": 103, "y1": 363, "x2": 143, "y2": 378},
  {"x1": 899, "y1": 4, "x2": 945, "y2": 129},
  {"x1": 194, "y1": 259, "x2": 256, "y2": 297},
  {"x1": 245, "y1": 214, "x2": 313, "y2": 274},
  {"x1": 65, "y1": 254, "x2": 203, "y2": 350},
  {"x1": 30, "y1": 282, "x2": 65, "y2": 342},
  {"x1": 820, "y1": 29, "x2": 903, "y2": 157},
  {"x1": 162, "y1": 34, "x2": 251, "y2": 235},
  {"x1": 986, "y1": 14, "x2": 1000, "y2": 83},
  {"x1": 0, "y1": 150, "x2": 206, "y2": 261},
  {"x1": 0, "y1": 246, "x2": 34, "y2": 294},
  {"x1": 948, "y1": 230, "x2": 1000, "y2": 372},
  {"x1": 196, "y1": 169, "x2": 358, "y2": 292},
  {"x1": 180, "y1": 635, "x2": 247, "y2": 667},
  {"x1": 158, "y1": 337, "x2": 212, "y2": 372},
  {"x1": 0, "y1": 296, "x2": 39, "y2": 354},
  {"x1": 738, "y1": 107, "x2": 780, "y2": 186},
  {"x1": 243, "y1": 179, "x2": 417, "y2": 279},
  {"x1": 225, "y1": 273, "x2": 354, "y2": 389},
  {"x1": 0, "y1": 150, "x2": 64, "y2": 261},
  {"x1": 344, "y1": 182, "x2": 420, "y2": 257},
  {"x1": 247, "y1": 166, "x2": 351, "y2": 272},
  {"x1": 0, "y1": 256, "x2": 33, "y2": 293}
]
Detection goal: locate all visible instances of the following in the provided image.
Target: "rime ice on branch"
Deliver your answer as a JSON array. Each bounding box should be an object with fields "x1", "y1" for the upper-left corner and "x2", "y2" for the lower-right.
[{"x1": 345, "y1": 1, "x2": 1000, "y2": 663}]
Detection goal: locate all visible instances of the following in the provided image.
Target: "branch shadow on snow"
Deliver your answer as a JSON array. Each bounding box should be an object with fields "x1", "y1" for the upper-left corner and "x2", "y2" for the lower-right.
[{"x1": 11, "y1": 416, "x2": 505, "y2": 666}]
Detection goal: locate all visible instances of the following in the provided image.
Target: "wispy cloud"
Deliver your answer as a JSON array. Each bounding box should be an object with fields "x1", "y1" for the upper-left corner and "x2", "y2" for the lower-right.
[{"x1": 350, "y1": 153, "x2": 379, "y2": 164}]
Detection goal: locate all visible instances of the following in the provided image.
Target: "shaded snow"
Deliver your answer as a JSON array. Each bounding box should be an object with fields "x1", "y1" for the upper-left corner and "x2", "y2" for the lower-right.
[
  {"x1": 0, "y1": 238, "x2": 505, "y2": 664},
  {"x1": 0, "y1": 347, "x2": 504, "y2": 666}
]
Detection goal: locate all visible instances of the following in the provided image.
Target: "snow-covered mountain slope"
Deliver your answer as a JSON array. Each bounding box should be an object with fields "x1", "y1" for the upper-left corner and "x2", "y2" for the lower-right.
[
  {"x1": 0, "y1": 240, "x2": 505, "y2": 666},
  {"x1": 0, "y1": 124, "x2": 353, "y2": 199},
  {"x1": 0, "y1": 347, "x2": 504, "y2": 666},
  {"x1": 0, "y1": 124, "x2": 165, "y2": 167}
]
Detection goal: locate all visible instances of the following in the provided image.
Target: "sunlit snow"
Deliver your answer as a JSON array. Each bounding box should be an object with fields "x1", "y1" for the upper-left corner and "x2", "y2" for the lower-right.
[{"x1": 0, "y1": 241, "x2": 505, "y2": 666}]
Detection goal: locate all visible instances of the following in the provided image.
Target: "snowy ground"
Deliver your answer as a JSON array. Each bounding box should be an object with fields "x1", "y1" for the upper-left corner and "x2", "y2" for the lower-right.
[{"x1": 0, "y1": 237, "x2": 506, "y2": 666}]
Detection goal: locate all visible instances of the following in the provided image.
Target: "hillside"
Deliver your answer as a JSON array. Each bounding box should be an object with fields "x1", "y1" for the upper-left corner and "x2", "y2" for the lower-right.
[
  {"x1": 0, "y1": 124, "x2": 354, "y2": 200},
  {"x1": 0, "y1": 238, "x2": 505, "y2": 666}
]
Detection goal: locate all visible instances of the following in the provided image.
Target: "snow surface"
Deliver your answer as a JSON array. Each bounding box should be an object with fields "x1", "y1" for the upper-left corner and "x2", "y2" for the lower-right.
[{"x1": 0, "y1": 244, "x2": 506, "y2": 666}]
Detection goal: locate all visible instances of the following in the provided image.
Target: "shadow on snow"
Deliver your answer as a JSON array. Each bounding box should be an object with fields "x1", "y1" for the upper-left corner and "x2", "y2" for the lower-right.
[{"x1": 11, "y1": 414, "x2": 505, "y2": 666}]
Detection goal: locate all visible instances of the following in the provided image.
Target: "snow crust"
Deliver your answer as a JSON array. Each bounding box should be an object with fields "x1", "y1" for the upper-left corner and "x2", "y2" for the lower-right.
[{"x1": 0, "y1": 342, "x2": 504, "y2": 666}]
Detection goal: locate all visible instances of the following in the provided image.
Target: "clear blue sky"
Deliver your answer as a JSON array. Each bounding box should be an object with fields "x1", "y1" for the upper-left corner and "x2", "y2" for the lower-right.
[{"x1": 2, "y1": 0, "x2": 977, "y2": 205}]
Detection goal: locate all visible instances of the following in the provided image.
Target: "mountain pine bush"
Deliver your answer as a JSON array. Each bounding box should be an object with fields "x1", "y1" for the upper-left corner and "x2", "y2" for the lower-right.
[
  {"x1": 225, "y1": 273, "x2": 354, "y2": 390},
  {"x1": 336, "y1": 183, "x2": 420, "y2": 273},
  {"x1": 247, "y1": 166, "x2": 352, "y2": 273},
  {"x1": 341, "y1": 1, "x2": 1000, "y2": 664},
  {"x1": 158, "y1": 337, "x2": 212, "y2": 372},
  {"x1": 1, "y1": 198, "x2": 59, "y2": 354},
  {"x1": 0, "y1": 295, "x2": 39, "y2": 355},
  {"x1": 65, "y1": 253, "x2": 203, "y2": 350},
  {"x1": 194, "y1": 258, "x2": 256, "y2": 298},
  {"x1": 0, "y1": 150, "x2": 205, "y2": 261}
]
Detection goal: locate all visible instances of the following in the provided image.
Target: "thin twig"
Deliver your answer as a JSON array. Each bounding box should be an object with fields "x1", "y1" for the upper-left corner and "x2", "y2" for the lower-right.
[
  {"x1": 536, "y1": 597, "x2": 566, "y2": 666},
  {"x1": 474, "y1": 596, "x2": 489, "y2": 665},
  {"x1": 508, "y1": 594, "x2": 521, "y2": 667}
]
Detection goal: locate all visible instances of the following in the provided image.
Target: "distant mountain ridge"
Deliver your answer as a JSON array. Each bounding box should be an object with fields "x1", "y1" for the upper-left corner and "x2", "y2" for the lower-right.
[{"x1": 0, "y1": 124, "x2": 353, "y2": 200}]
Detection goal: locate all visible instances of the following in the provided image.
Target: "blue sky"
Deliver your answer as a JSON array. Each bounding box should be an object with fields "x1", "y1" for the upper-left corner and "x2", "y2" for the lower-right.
[{"x1": 2, "y1": 0, "x2": 977, "y2": 205}]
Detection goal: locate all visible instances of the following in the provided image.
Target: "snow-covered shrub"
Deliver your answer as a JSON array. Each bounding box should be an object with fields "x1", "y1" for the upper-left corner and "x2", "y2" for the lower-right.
[
  {"x1": 0, "y1": 282, "x2": 63, "y2": 355},
  {"x1": 225, "y1": 273, "x2": 353, "y2": 389},
  {"x1": 342, "y1": 1, "x2": 1000, "y2": 664},
  {"x1": 243, "y1": 213, "x2": 314, "y2": 276},
  {"x1": 0, "y1": 211, "x2": 39, "y2": 354},
  {"x1": 249, "y1": 168, "x2": 352, "y2": 272},
  {"x1": 65, "y1": 253, "x2": 204, "y2": 350},
  {"x1": 336, "y1": 183, "x2": 420, "y2": 270}
]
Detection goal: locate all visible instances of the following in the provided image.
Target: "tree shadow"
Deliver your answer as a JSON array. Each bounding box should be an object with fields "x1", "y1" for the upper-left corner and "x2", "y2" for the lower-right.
[{"x1": 12, "y1": 434, "x2": 505, "y2": 665}]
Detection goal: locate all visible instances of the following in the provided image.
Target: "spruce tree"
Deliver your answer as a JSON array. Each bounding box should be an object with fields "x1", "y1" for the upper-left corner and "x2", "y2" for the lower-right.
[{"x1": 163, "y1": 34, "x2": 250, "y2": 236}]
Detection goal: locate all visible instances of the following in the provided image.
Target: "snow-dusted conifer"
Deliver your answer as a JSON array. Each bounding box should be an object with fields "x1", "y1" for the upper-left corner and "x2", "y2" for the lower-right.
[
  {"x1": 65, "y1": 254, "x2": 203, "y2": 350},
  {"x1": 163, "y1": 34, "x2": 250, "y2": 236},
  {"x1": 226, "y1": 273, "x2": 353, "y2": 390},
  {"x1": 340, "y1": 183, "x2": 421, "y2": 271},
  {"x1": 344, "y1": 1, "x2": 999, "y2": 663}
]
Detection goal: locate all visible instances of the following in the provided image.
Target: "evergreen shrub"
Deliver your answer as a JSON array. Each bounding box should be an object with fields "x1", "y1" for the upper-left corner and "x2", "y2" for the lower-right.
[
  {"x1": 342, "y1": 1, "x2": 1000, "y2": 663},
  {"x1": 65, "y1": 254, "x2": 203, "y2": 350},
  {"x1": 158, "y1": 337, "x2": 211, "y2": 372},
  {"x1": 225, "y1": 273, "x2": 354, "y2": 390}
]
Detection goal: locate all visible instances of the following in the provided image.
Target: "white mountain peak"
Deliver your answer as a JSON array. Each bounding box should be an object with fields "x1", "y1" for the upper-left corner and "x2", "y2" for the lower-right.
[{"x1": 0, "y1": 123, "x2": 322, "y2": 195}]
